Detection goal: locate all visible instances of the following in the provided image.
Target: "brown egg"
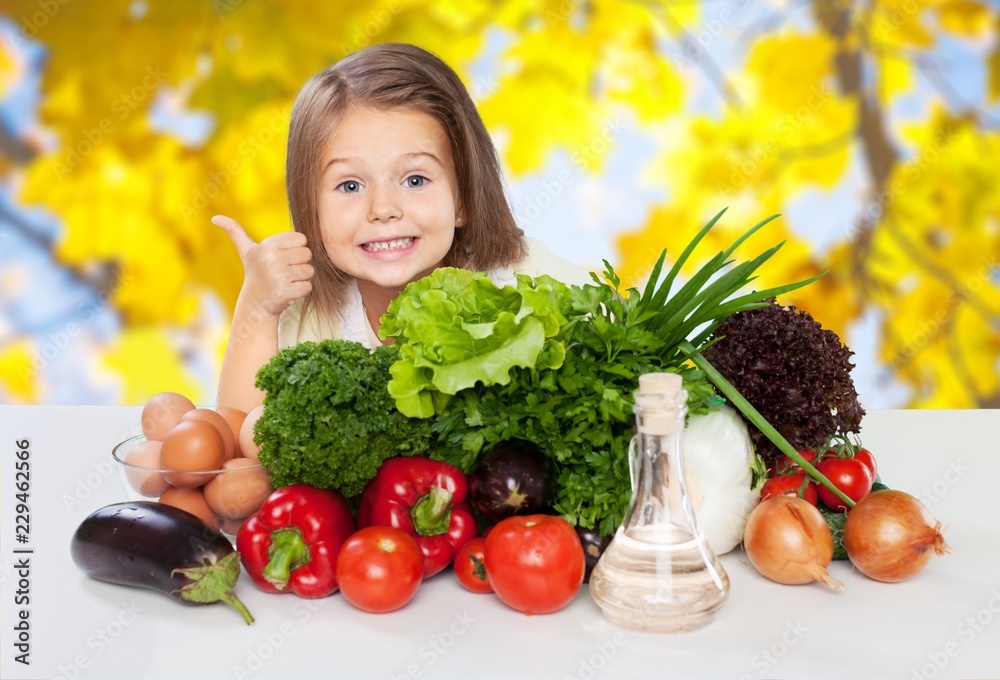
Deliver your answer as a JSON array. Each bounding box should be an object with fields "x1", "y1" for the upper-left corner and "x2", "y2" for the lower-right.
[
  {"x1": 141, "y1": 392, "x2": 196, "y2": 441},
  {"x1": 239, "y1": 404, "x2": 265, "y2": 461},
  {"x1": 182, "y1": 408, "x2": 237, "y2": 461},
  {"x1": 216, "y1": 407, "x2": 247, "y2": 453},
  {"x1": 123, "y1": 439, "x2": 170, "y2": 498},
  {"x1": 160, "y1": 420, "x2": 224, "y2": 488},
  {"x1": 203, "y1": 457, "x2": 273, "y2": 520},
  {"x1": 159, "y1": 487, "x2": 220, "y2": 531}
]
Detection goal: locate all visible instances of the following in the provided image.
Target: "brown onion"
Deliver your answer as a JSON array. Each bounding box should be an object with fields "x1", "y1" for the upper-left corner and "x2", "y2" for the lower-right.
[
  {"x1": 743, "y1": 495, "x2": 844, "y2": 589},
  {"x1": 844, "y1": 490, "x2": 950, "y2": 583}
]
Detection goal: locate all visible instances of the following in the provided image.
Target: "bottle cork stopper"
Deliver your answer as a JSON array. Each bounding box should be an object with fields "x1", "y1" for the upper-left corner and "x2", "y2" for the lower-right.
[
  {"x1": 635, "y1": 372, "x2": 684, "y2": 436},
  {"x1": 638, "y1": 372, "x2": 683, "y2": 397}
]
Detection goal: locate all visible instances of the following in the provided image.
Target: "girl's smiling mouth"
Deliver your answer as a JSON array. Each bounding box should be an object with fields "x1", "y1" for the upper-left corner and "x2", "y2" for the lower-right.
[{"x1": 360, "y1": 236, "x2": 417, "y2": 254}]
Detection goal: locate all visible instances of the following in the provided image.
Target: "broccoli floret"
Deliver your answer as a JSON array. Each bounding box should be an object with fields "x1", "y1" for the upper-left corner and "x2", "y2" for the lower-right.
[
  {"x1": 702, "y1": 299, "x2": 864, "y2": 461},
  {"x1": 254, "y1": 340, "x2": 433, "y2": 499}
]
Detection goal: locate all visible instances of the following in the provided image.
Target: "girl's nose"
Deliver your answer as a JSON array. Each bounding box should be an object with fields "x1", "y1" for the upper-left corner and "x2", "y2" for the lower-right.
[{"x1": 367, "y1": 185, "x2": 402, "y2": 223}]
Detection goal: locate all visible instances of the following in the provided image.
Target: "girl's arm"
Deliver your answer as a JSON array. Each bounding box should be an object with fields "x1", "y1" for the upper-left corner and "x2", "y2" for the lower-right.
[{"x1": 214, "y1": 216, "x2": 314, "y2": 412}]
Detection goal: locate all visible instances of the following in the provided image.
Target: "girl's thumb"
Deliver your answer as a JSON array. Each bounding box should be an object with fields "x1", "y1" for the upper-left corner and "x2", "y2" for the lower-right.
[{"x1": 212, "y1": 215, "x2": 257, "y2": 261}]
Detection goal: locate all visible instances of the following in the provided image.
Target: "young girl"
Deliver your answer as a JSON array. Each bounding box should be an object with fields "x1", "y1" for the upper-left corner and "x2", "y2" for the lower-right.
[{"x1": 215, "y1": 43, "x2": 592, "y2": 412}]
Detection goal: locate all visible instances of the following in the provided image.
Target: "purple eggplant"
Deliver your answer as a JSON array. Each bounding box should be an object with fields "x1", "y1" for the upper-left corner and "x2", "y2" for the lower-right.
[
  {"x1": 575, "y1": 525, "x2": 614, "y2": 583},
  {"x1": 71, "y1": 502, "x2": 254, "y2": 624},
  {"x1": 469, "y1": 439, "x2": 552, "y2": 522}
]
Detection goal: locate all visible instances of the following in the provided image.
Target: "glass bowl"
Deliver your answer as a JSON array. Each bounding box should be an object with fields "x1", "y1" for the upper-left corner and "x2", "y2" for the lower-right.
[{"x1": 112, "y1": 433, "x2": 273, "y2": 537}]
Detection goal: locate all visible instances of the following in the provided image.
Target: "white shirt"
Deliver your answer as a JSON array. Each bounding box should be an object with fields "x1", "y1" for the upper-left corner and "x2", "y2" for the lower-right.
[{"x1": 278, "y1": 237, "x2": 594, "y2": 350}]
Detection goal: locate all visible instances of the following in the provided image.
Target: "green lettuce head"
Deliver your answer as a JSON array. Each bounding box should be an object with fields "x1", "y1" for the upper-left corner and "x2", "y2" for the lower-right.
[{"x1": 380, "y1": 268, "x2": 570, "y2": 418}]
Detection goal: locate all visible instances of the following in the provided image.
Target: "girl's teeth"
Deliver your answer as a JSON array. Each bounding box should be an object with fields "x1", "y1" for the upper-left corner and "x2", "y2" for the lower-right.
[{"x1": 363, "y1": 237, "x2": 414, "y2": 252}]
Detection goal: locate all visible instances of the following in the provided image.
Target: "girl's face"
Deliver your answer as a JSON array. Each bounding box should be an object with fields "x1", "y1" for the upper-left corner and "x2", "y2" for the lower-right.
[{"x1": 317, "y1": 105, "x2": 462, "y2": 296}]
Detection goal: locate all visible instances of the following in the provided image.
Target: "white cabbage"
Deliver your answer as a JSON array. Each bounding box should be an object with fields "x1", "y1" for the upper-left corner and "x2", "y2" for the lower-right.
[{"x1": 682, "y1": 404, "x2": 761, "y2": 555}]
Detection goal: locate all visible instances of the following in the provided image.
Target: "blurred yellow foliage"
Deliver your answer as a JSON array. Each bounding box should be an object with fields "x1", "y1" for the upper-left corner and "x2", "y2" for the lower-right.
[
  {"x1": 936, "y1": 0, "x2": 994, "y2": 35},
  {"x1": 0, "y1": 39, "x2": 14, "y2": 93},
  {"x1": 0, "y1": 342, "x2": 38, "y2": 403},
  {"x1": 99, "y1": 328, "x2": 202, "y2": 405},
  {"x1": 1, "y1": 0, "x2": 998, "y2": 408}
]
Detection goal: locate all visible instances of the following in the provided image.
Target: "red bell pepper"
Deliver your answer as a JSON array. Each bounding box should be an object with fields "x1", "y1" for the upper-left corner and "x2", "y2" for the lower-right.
[
  {"x1": 236, "y1": 484, "x2": 354, "y2": 598},
  {"x1": 357, "y1": 457, "x2": 477, "y2": 578}
]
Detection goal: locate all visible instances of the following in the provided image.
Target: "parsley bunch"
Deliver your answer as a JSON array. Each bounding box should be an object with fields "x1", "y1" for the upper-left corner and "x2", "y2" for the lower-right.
[{"x1": 253, "y1": 341, "x2": 433, "y2": 500}]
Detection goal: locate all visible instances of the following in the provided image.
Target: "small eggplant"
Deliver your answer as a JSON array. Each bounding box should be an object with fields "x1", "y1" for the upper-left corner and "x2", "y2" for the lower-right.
[
  {"x1": 469, "y1": 439, "x2": 552, "y2": 523},
  {"x1": 71, "y1": 501, "x2": 254, "y2": 624},
  {"x1": 575, "y1": 525, "x2": 613, "y2": 583}
]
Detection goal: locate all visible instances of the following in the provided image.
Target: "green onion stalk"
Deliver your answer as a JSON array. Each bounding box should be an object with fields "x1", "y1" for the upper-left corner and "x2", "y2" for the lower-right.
[{"x1": 632, "y1": 208, "x2": 855, "y2": 508}]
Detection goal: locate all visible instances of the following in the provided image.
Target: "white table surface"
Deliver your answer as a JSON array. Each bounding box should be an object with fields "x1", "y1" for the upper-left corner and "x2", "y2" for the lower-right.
[{"x1": 1, "y1": 406, "x2": 998, "y2": 680}]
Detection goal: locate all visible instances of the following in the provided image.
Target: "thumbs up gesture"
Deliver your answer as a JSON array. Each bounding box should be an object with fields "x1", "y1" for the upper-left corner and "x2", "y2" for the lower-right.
[{"x1": 213, "y1": 215, "x2": 315, "y2": 318}]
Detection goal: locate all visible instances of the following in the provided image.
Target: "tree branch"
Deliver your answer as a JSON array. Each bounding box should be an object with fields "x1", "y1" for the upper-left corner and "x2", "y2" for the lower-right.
[
  {"x1": 814, "y1": 0, "x2": 898, "y2": 188},
  {"x1": 629, "y1": 0, "x2": 746, "y2": 111}
]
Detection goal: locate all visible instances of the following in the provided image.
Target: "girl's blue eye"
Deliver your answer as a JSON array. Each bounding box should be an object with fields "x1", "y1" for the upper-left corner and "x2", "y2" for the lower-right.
[
  {"x1": 338, "y1": 180, "x2": 361, "y2": 193},
  {"x1": 406, "y1": 175, "x2": 427, "y2": 188}
]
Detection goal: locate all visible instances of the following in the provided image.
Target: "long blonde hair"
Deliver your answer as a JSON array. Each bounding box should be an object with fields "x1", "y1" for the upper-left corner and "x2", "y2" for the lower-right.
[{"x1": 286, "y1": 43, "x2": 527, "y2": 323}]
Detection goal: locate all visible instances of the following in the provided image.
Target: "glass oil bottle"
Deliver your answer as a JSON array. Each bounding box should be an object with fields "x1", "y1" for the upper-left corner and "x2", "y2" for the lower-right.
[{"x1": 589, "y1": 372, "x2": 729, "y2": 632}]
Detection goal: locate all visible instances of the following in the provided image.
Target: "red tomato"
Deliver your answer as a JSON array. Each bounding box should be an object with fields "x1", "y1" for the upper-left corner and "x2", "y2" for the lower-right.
[
  {"x1": 484, "y1": 515, "x2": 585, "y2": 615},
  {"x1": 816, "y1": 457, "x2": 874, "y2": 511},
  {"x1": 336, "y1": 527, "x2": 422, "y2": 613},
  {"x1": 453, "y1": 538, "x2": 492, "y2": 594},
  {"x1": 760, "y1": 472, "x2": 818, "y2": 505},
  {"x1": 770, "y1": 448, "x2": 819, "y2": 476},
  {"x1": 852, "y1": 447, "x2": 878, "y2": 480}
]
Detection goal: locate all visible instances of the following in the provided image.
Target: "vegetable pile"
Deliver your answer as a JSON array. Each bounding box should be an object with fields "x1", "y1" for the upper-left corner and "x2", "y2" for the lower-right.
[{"x1": 70, "y1": 209, "x2": 953, "y2": 629}]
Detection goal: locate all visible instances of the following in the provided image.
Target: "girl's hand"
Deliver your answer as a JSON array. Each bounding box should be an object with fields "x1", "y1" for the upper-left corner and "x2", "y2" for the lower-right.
[{"x1": 213, "y1": 215, "x2": 314, "y2": 317}]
